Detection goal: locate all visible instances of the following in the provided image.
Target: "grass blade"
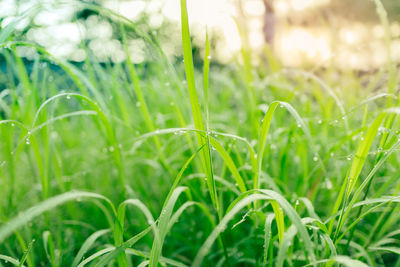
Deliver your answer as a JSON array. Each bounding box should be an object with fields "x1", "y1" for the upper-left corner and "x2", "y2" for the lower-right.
[
  {"x1": 180, "y1": 0, "x2": 217, "y2": 210},
  {"x1": 0, "y1": 191, "x2": 115, "y2": 243},
  {"x1": 72, "y1": 229, "x2": 111, "y2": 267}
]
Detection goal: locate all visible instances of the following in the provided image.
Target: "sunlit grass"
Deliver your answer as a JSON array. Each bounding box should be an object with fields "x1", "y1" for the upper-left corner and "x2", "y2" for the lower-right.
[{"x1": 0, "y1": 0, "x2": 400, "y2": 266}]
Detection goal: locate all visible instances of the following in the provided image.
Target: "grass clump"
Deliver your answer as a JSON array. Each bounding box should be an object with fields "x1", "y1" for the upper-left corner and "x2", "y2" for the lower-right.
[{"x1": 0, "y1": 0, "x2": 400, "y2": 266}]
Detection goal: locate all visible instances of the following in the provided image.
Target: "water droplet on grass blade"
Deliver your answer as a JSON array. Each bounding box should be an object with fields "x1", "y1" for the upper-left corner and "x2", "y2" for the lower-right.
[
  {"x1": 66, "y1": 95, "x2": 71, "y2": 100},
  {"x1": 313, "y1": 156, "x2": 318, "y2": 161},
  {"x1": 136, "y1": 101, "x2": 141, "y2": 107}
]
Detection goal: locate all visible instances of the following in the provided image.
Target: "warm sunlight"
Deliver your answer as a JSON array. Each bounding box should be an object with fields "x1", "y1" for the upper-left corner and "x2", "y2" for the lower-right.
[{"x1": 2, "y1": 0, "x2": 400, "y2": 266}]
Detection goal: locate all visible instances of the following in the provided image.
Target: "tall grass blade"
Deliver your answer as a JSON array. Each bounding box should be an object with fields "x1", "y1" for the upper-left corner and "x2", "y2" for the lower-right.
[
  {"x1": 149, "y1": 187, "x2": 187, "y2": 267},
  {"x1": 180, "y1": 0, "x2": 218, "y2": 210},
  {"x1": 209, "y1": 137, "x2": 247, "y2": 193}
]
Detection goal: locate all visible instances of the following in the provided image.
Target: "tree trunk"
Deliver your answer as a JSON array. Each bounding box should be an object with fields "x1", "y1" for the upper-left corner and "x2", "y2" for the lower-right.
[{"x1": 263, "y1": 0, "x2": 275, "y2": 46}]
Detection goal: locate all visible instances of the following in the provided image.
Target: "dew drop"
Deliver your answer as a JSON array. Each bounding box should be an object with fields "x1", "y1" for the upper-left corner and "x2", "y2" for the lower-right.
[
  {"x1": 11, "y1": 123, "x2": 15, "y2": 127},
  {"x1": 297, "y1": 123, "x2": 302, "y2": 128},
  {"x1": 66, "y1": 95, "x2": 71, "y2": 100},
  {"x1": 330, "y1": 152, "x2": 334, "y2": 157},
  {"x1": 26, "y1": 138, "x2": 30, "y2": 145},
  {"x1": 109, "y1": 146, "x2": 115, "y2": 152},
  {"x1": 347, "y1": 156, "x2": 351, "y2": 161},
  {"x1": 318, "y1": 119, "x2": 322, "y2": 124},
  {"x1": 313, "y1": 156, "x2": 318, "y2": 161},
  {"x1": 325, "y1": 179, "x2": 333, "y2": 189},
  {"x1": 207, "y1": 55, "x2": 211, "y2": 60},
  {"x1": 136, "y1": 101, "x2": 141, "y2": 107}
]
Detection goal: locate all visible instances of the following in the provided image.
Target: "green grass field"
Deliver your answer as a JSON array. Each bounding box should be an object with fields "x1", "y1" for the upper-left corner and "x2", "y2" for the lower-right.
[{"x1": 1, "y1": 0, "x2": 400, "y2": 266}]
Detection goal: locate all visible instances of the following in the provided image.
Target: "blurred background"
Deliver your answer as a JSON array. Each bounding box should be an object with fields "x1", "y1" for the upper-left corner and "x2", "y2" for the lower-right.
[{"x1": 2, "y1": 0, "x2": 400, "y2": 70}]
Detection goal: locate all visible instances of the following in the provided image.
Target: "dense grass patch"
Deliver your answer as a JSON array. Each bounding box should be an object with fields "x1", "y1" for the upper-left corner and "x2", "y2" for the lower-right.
[{"x1": 1, "y1": 0, "x2": 400, "y2": 266}]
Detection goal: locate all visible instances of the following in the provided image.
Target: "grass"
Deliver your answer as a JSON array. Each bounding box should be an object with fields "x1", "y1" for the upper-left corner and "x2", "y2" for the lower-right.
[{"x1": 1, "y1": 0, "x2": 400, "y2": 266}]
